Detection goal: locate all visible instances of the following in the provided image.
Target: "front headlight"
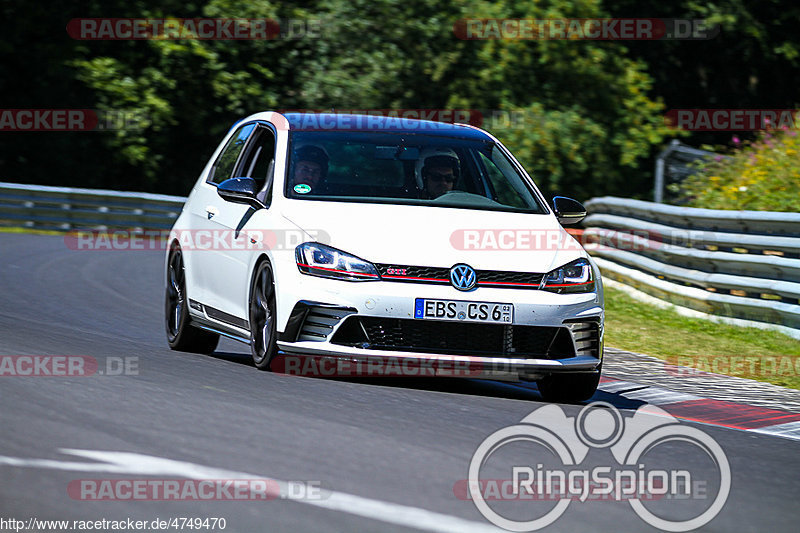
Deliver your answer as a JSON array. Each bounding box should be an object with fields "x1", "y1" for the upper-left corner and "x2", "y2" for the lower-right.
[
  {"x1": 541, "y1": 258, "x2": 594, "y2": 293},
  {"x1": 295, "y1": 242, "x2": 380, "y2": 281}
]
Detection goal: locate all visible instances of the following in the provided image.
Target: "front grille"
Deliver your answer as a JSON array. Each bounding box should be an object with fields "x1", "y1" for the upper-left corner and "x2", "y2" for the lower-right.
[
  {"x1": 375, "y1": 263, "x2": 545, "y2": 289},
  {"x1": 330, "y1": 317, "x2": 574, "y2": 358},
  {"x1": 376, "y1": 265, "x2": 450, "y2": 282},
  {"x1": 477, "y1": 271, "x2": 544, "y2": 287}
]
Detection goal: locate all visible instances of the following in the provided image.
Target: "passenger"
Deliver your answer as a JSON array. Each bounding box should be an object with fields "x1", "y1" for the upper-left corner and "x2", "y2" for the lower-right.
[{"x1": 415, "y1": 148, "x2": 460, "y2": 199}]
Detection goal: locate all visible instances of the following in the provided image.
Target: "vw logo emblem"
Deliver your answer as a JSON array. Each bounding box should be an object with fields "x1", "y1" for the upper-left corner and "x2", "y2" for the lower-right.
[{"x1": 450, "y1": 264, "x2": 477, "y2": 291}]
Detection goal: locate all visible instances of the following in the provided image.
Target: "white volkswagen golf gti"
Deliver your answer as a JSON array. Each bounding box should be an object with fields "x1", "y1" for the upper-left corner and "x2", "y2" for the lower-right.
[{"x1": 165, "y1": 112, "x2": 604, "y2": 402}]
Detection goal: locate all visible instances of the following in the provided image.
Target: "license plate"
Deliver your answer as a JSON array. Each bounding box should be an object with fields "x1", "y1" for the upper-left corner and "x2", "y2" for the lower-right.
[{"x1": 414, "y1": 299, "x2": 513, "y2": 323}]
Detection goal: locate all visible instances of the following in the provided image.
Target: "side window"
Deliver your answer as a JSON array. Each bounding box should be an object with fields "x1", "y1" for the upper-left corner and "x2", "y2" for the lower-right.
[
  {"x1": 237, "y1": 126, "x2": 277, "y2": 205},
  {"x1": 208, "y1": 123, "x2": 256, "y2": 184}
]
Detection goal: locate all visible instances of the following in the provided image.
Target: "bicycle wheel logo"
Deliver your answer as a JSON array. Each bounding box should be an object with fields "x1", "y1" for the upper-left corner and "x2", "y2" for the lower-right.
[{"x1": 467, "y1": 402, "x2": 730, "y2": 531}]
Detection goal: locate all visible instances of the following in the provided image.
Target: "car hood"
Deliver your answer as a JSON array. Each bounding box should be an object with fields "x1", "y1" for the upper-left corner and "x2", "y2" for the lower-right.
[{"x1": 281, "y1": 201, "x2": 585, "y2": 273}]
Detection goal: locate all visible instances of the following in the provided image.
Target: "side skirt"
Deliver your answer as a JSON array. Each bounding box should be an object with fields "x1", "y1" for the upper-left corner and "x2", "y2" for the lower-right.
[{"x1": 189, "y1": 299, "x2": 251, "y2": 345}]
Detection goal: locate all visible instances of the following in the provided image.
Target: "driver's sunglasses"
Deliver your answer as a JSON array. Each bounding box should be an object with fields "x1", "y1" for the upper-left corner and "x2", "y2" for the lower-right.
[{"x1": 426, "y1": 172, "x2": 456, "y2": 184}]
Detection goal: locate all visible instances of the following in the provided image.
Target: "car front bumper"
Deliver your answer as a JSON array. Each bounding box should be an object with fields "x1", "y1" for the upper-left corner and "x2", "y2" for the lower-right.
[{"x1": 273, "y1": 269, "x2": 604, "y2": 382}]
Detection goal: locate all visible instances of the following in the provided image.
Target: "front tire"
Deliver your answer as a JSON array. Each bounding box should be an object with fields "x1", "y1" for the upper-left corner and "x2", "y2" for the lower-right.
[
  {"x1": 165, "y1": 247, "x2": 220, "y2": 354},
  {"x1": 537, "y1": 370, "x2": 601, "y2": 403},
  {"x1": 249, "y1": 260, "x2": 278, "y2": 370}
]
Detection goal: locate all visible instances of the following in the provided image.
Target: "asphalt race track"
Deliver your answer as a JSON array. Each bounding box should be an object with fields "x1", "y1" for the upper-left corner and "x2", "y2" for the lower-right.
[{"x1": 1, "y1": 233, "x2": 798, "y2": 532}]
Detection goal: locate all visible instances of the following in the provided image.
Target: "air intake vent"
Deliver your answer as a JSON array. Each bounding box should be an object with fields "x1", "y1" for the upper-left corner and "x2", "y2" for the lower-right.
[
  {"x1": 565, "y1": 322, "x2": 600, "y2": 358},
  {"x1": 297, "y1": 307, "x2": 352, "y2": 342}
]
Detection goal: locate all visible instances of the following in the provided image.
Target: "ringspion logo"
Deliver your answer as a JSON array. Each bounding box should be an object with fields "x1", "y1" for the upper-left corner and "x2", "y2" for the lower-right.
[{"x1": 466, "y1": 402, "x2": 730, "y2": 531}]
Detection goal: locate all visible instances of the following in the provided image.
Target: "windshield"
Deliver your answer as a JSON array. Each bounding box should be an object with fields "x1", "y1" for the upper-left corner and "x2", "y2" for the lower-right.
[{"x1": 285, "y1": 131, "x2": 548, "y2": 213}]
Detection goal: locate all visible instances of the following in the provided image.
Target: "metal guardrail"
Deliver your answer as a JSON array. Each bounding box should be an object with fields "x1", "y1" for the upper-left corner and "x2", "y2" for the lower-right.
[
  {"x1": 0, "y1": 181, "x2": 186, "y2": 230},
  {"x1": 586, "y1": 197, "x2": 800, "y2": 236},
  {"x1": 583, "y1": 197, "x2": 800, "y2": 332},
  {"x1": 1, "y1": 182, "x2": 797, "y2": 333},
  {"x1": 582, "y1": 227, "x2": 800, "y2": 282}
]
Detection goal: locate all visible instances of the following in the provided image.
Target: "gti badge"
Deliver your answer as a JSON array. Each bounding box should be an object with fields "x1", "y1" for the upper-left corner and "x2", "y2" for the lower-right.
[{"x1": 450, "y1": 264, "x2": 477, "y2": 291}]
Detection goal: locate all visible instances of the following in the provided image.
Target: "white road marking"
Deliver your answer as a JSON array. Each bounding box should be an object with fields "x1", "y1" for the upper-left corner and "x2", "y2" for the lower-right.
[
  {"x1": 597, "y1": 380, "x2": 644, "y2": 394},
  {"x1": 0, "y1": 448, "x2": 502, "y2": 533},
  {"x1": 751, "y1": 420, "x2": 800, "y2": 442},
  {"x1": 613, "y1": 387, "x2": 702, "y2": 405}
]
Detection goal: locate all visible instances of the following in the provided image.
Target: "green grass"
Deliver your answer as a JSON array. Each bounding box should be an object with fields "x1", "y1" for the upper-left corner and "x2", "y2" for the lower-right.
[{"x1": 604, "y1": 286, "x2": 800, "y2": 390}]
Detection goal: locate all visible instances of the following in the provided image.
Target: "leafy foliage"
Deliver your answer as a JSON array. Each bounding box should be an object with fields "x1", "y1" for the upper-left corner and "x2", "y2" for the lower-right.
[
  {"x1": 677, "y1": 126, "x2": 800, "y2": 212},
  {"x1": 2, "y1": 0, "x2": 799, "y2": 201}
]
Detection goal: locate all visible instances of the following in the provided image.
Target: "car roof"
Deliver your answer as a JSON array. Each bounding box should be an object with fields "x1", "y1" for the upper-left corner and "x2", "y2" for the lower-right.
[{"x1": 281, "y1": 113, "x2": 492, "y2": 141}]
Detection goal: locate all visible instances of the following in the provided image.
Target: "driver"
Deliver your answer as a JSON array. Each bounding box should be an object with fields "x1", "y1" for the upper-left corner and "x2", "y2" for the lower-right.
[{"x1": 415, "y1": 147, "x2": 460, "y2": 199}]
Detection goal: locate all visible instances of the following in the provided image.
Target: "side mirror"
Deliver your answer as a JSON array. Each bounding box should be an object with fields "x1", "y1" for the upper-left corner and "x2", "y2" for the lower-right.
[
  {"x1": 552, "y1": 196, "x2": 586, "y2": 225},
  {"x1": 217, "y1": 177, "x2": 265, "y2": 209}
]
